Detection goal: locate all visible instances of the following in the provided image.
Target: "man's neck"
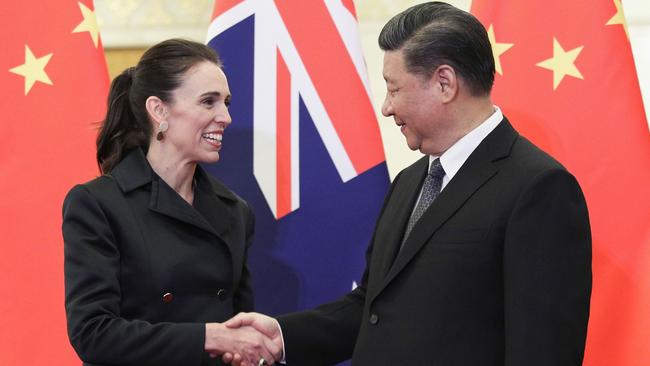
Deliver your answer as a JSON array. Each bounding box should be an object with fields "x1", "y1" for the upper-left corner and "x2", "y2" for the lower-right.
[{"x1": 453, "y1": 96, "x2": 495, "y2": 136}]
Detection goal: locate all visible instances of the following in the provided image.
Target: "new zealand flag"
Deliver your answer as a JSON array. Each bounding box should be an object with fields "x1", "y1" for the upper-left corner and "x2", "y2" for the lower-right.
[{"x1": 205, "y1": 0, "x2": 389, "y2": 326}]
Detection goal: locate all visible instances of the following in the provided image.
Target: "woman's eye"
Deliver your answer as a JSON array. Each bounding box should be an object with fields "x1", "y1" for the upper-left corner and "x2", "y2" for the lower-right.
[{"x1": 202, "y1": 98, "x2": 216, "y2": 107}]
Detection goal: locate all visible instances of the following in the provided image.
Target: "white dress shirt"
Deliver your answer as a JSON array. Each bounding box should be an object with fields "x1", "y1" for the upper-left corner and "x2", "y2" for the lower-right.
[{"x1": 413, "y1": 106, "x2": 503, "y2": 210}]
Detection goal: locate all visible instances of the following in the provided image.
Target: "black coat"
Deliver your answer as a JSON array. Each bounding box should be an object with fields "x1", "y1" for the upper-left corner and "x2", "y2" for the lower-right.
[
  {"x1": 63, "y1": 148, "x2": 254, "y2": 366},
  {"x1": 278, "y1": 119, "x2": 592, "y2": 365}
]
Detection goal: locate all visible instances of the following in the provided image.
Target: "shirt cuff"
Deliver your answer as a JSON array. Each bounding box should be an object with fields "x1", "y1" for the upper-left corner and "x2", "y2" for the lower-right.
[{"x1": 274, "y1": 318, "x2": 287, "y2": 364}]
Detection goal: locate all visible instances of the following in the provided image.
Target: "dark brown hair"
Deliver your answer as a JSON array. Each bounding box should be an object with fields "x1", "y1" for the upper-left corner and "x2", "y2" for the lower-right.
[{"x1": 96, "y1": 39, "x2": 222, "y2": 173}]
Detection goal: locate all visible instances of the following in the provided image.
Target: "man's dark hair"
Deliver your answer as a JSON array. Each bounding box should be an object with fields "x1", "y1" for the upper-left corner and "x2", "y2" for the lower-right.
[{"x1": 378, "y1": 1, "x2": 495, "y2": 96}]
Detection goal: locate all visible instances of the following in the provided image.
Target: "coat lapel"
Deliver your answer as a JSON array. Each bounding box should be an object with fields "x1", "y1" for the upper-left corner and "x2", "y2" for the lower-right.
[
  {"x1": 111, "y1": 149, "x2": 231, "y2": 247},
  {"x1": 148, "y1": 176, "x2": 221, "y2": 238},
  {"x1": 111, "y1": 149, "x2": 245, "y2": 289},
  {"x1": 192, "y1": 166, "x2": 240, "y2": 255},
  {"x1": 374, "y1": 119, "x2": 518, "y2": 297}
]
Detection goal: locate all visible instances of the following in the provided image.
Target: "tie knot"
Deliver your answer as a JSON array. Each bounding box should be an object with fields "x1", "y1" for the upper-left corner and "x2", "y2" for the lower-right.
[{"x1": 428, "y1": 158, "x2": 445, "y2": 179}]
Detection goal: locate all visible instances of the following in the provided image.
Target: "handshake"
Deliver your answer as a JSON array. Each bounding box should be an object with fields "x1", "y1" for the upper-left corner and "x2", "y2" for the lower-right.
[{"x1": 204, "y1": 312, "x2": 284, "y2": 366}]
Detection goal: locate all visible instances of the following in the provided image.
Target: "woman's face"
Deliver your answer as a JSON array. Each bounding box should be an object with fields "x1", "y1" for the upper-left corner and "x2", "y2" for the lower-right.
[{"x1": 163, "y1": 61, "x2": 232, "y2": 164}]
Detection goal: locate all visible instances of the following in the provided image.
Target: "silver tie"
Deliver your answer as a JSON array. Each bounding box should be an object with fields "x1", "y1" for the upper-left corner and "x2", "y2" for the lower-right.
[{"x1": 402, "y1": 158, "x2": 445, "y2": 245}]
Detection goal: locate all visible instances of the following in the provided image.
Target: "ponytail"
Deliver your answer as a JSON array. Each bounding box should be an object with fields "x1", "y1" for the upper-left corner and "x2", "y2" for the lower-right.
[{"x1": 96, "y1": 67, "x2": 150, "y2": 173}]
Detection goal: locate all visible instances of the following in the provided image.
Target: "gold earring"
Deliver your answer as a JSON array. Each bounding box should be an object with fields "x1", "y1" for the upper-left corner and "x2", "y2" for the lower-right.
[{"x1": 156, "y1": 121, "x2": 168, "y2": 141}]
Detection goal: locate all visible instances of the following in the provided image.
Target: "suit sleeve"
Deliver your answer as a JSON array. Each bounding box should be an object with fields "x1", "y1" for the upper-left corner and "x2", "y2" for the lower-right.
[
  {"x1": 276, "y1": 171, "x2": 402, "y2": 365},
  {"x1": 63, "y1": 185, "x2": 205, "y2": 366},
  {"x1": 276, "y1": 266, "x2": 366, "y2": 365},
  {"x1": 503, "y1": 168, "x2": 592, "y2": 365}
]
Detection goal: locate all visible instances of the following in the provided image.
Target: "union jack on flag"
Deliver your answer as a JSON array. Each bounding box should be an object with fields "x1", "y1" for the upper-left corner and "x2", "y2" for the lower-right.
[{"x1": 205, "y1": 0, "x2": 389, "y2": 318}]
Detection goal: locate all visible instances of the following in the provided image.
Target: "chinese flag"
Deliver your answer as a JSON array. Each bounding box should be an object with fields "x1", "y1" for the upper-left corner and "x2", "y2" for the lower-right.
[
  {"x1": 0, "y1": 1, "x2": 108, "y2": 364},
  {"x1": 471, "y1": 1, "x2": 650, "y2": 365}
]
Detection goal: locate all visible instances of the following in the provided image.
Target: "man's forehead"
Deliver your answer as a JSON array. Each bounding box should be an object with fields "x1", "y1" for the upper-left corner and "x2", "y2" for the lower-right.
[{"x1": 384, "y1": 52, "x2": 410, "y2": 84}]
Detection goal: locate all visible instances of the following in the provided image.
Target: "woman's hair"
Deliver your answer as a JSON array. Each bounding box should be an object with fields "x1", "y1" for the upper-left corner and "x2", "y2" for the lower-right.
[{"x1": 96, "y1": 39, "x2": 223, "y2": 173}]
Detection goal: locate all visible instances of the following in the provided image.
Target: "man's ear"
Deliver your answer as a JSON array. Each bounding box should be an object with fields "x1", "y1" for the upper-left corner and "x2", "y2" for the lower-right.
[
  {"x1": 145, "y1": 96, "x2": 167, "y2": 124},
  {"x1": 433, "y1": 64, "x2": 458, "y2": 103}
]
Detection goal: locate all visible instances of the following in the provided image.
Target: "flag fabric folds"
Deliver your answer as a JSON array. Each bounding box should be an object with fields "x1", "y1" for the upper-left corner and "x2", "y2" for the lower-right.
[
  {"x1": 205, "y1": 0, "x2": 389, "y2": 321},
  {"x1": 0, "y1": 1, "x2": 108, "y2": 364},
  {"x1": 471, "y1": 1, "x2": 650, "y2": 365}
]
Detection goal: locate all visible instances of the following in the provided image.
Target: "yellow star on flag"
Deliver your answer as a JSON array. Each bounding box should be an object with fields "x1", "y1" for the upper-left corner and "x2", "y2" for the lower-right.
[
  {"x1": 487, "y1": 24, "x2": 513, "y2": 76},
  {"x1": 72, "y1": 2, "x2": 100, "y2": 47},
  {"x1": 536, "y1": 38, "x2": 584, "y2": 90},
  {"x1": 606, "y1": 0, "x2": 629, "y2": 40},
  {"x1": 9, "y1": 45, "x2": 54, "y2": 95}
]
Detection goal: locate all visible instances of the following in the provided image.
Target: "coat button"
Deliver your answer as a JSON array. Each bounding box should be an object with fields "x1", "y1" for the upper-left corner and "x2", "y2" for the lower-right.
[
  {"x1": 369, "y1": 313, "x2": 379, "y2": 325},
  {"x1": 217, "y1": 289, "x2": 228, "y2": 301},
  {"x1": 162, "y1": 292, "x2": 174, "y2": 304}
]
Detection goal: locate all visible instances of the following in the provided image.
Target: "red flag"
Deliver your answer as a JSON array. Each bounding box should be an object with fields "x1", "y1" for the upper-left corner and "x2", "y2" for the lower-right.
[
  {"x1": 0, "y1": 1, "x2": 108, "y2": 364},
  {"x1": 471, "y1": 1, "x2": 650, "y2": 365}
]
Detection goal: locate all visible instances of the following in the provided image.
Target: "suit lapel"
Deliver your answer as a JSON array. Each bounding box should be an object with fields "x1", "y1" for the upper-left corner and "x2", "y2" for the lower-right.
[
  {"x1": 379, "y1": 162, "x2": 497, "y2": 291},
  {"x1": 375, "y1": 157, "x2": 429, "y2": 280},
  {"x1": 373, "y1": 119, "x2": 518, "y2": 298}
]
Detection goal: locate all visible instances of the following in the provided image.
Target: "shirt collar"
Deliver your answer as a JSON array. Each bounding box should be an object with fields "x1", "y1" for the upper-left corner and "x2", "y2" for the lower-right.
[{"x1": 430, "y1": 106, "x2": 503, "y2": 182}]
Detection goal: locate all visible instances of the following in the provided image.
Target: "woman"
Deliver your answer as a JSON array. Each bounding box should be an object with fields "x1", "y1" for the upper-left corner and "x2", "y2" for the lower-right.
[{"x1": 62, "y1": 39, "x2": 278, "y2": 366}]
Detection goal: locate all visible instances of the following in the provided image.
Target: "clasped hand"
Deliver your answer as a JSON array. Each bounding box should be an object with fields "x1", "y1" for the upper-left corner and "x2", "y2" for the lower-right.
[{"x1": 205, "y1": 312, "x2": 283, "y2": 366}]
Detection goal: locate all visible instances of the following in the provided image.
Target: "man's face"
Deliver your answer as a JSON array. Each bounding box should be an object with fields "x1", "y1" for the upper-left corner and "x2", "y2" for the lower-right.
[{"x1": 381, "y1": 50, "x2": 452, "y2": 155}]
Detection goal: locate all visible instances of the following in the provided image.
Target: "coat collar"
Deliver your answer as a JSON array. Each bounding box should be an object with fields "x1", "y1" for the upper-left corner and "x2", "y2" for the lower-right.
[
  {"x1": 373, "y1": 118, "x2": 518, "y2": 299},
  {"x1": 110, "y1": 148, "x2": 153, "y2": 193},
  {"x1": 109, "y1": 148, "x2": 238, "y2": 241},
  {"x1": 110, "y1": 148, "x2": 238, "y2": 201}
]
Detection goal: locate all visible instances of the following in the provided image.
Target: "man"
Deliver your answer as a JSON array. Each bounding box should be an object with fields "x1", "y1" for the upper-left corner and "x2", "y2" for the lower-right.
[{"x1": 226, "y1": 2, "x2": 592, "y2": 365}]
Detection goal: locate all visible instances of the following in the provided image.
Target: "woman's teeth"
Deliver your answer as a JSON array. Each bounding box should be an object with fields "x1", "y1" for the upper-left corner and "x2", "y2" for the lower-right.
[{"x1": 202, "y1": 133, "x2": 222, "y2": 142}]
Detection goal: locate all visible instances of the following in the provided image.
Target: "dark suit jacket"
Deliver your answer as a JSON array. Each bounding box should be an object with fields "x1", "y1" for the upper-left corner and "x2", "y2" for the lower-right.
[
  {"x1": 62, "y1": 148, "x2": 254, "y2": 366},
  {"x1": 278, "y1": 118, "x2": 592, "y2": 365}
]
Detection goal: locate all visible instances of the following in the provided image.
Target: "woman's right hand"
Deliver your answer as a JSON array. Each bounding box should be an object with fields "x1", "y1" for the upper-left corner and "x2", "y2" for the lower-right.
[{"x1": 205, "y1": 322, "x2": 279, "y2": 366}]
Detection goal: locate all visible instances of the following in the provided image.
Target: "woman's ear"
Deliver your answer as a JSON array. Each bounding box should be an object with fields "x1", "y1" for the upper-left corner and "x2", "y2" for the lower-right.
[{"x1": 145, "y1": 96, "x2": 167, "y2": 124}]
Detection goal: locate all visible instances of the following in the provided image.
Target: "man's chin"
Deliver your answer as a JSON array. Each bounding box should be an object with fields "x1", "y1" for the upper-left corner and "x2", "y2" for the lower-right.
[{"x1": 405, "y1": 139, "x2": 420, "y2": 152}]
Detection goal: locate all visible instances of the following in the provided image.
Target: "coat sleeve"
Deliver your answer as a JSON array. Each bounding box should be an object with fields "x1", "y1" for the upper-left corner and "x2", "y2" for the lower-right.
[
  {"x1": 63, "y1": 184, "x2": 206, "y2": 366},
  {"x1": 503, "y1": 168, "x2": 592, "y2": 365}
]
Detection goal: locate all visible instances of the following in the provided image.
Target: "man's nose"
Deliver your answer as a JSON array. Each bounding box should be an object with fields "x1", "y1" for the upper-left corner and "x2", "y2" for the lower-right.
[{"x1": 381, "y1": 95, "x2": 393, "y2": 117}]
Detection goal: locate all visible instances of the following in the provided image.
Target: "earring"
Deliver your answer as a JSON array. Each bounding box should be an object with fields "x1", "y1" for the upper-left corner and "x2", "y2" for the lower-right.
[{"x1": 156, "y1": 121, "x2": 168, "y2": 141}]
